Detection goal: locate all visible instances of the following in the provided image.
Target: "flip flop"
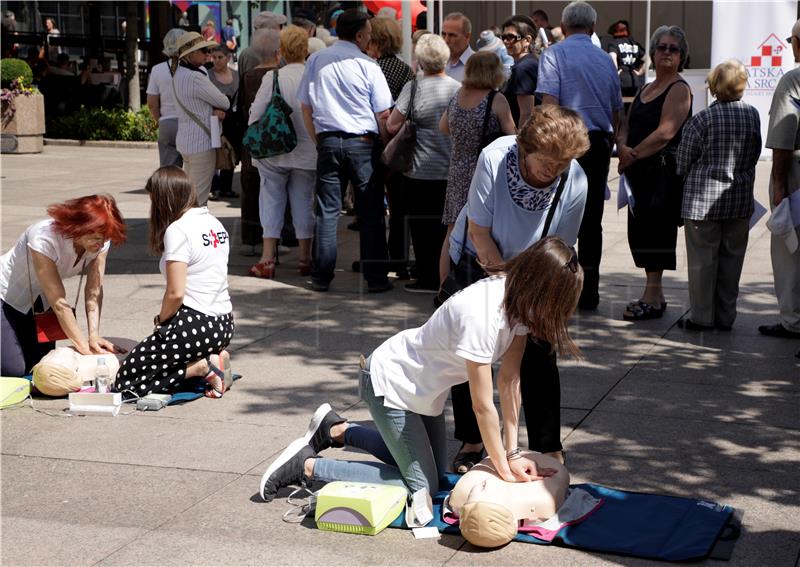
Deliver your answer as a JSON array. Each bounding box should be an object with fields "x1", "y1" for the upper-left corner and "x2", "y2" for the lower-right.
[{"x1": 204, "y1": 350, "x2": 232, "y2": 399}]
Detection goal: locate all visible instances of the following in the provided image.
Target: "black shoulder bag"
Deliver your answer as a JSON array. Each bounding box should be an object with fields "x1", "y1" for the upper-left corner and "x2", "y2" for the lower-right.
[
  {"x1": 436, "y1": 168, "x2": 569, "y2": 305},
  {"x1": 380, "y1": 79, "x2": 417, "y2": 173}
]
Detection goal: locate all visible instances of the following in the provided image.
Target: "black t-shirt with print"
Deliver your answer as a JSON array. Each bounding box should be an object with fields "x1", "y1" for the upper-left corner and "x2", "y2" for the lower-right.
[{"x1": 607, "y1": 37, "x2": 645, "y2": 94}]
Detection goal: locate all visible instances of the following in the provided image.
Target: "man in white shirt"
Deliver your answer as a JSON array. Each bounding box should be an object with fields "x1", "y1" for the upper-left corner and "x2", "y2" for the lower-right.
[
  {"x1": 442, "y1": 12, "x2": 473, "y2": 83},
  {"x1": 146, "y1": 28, "x2": 186, "y2": 167},
  {"x1": 759, "y1": 18, "x2": 800, "y2": 344},
  {"x1": 298, "y1": 9, "x2": 393, "y2": 292}
]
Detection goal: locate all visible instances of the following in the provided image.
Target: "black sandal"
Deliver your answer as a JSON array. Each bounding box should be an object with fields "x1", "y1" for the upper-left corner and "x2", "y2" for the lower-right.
[
  {"x1": 623, "y1": 300, "x2": 666, "y2": 321},
  {"x1": 452, "y1": 444, "x2": 484, "y2": 474}
]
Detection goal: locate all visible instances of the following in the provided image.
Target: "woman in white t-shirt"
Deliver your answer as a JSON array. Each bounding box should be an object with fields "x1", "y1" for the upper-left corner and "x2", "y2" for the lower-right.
[
  {"x1": 114, "y1": 166, "x2": 235, "y2": 399},
  {"x1": 0, "y1": 195, "x2": 127, "y2": 377},
  {"x1": 247, "y1": 25, "x2": 316, "y2": 279},
  {"x1": 259, "y1": 237, "x2": 583, "y2": 502}
]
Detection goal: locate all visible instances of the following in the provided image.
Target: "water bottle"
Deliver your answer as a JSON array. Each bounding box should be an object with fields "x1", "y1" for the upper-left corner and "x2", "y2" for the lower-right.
[{"x1": 95, "y1": 358, "x2": 111, "y2": 394}]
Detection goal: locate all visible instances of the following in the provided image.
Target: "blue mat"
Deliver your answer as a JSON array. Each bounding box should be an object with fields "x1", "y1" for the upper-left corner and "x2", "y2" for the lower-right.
[
  {"x1": 167, "y1": 372, "x2": 244, "y2": 404},
  {"x1": 388, "y1": 473, "x2": 739, "y2": 562}
]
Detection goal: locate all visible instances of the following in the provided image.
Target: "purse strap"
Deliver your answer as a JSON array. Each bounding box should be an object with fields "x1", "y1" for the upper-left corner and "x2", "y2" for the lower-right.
[
  {"x1": 406, "y1": 79, "x2": 417, "y2": 123},
  {"x1": 479, "y1": 89, "x2": 498, "y2": 148},
  {"x1": 172, "y1": 69, "x2": 212, "y2": 138},
  {"x1": 24, "y1": 234, "x2": 85, "y2": 315},
  {"x1": 271, "y1": 68, "x2": 281, "y2": 98},
  {"x1": 540, "y1": 170, "x2": 569, "y2": 239}
]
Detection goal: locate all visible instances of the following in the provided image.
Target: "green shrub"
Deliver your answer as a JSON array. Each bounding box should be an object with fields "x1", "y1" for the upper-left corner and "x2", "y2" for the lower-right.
[
  {"x1": 46, "y1": 106, "x2": 158, "y2": 141},
  {"x1": 1, "y1": 58, "x2": 33, "y2": 89}
]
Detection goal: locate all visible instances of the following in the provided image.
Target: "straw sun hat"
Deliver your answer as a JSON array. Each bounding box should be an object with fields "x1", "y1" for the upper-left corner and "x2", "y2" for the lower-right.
[{"x1": 175, "y1": 31, "x2": 217, "y2": 59}]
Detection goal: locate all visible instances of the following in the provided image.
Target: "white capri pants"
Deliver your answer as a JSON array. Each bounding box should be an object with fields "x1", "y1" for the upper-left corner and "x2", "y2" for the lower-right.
[
  {"x1": 254, "y1": 159, "x2": 316, "y2": 240},
  {"x1": 182, "y1": 149, "x2": 216, "y2": 206}
]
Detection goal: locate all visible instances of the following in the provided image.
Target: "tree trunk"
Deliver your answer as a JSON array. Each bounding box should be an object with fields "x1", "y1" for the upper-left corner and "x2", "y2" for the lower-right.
[{"x1": 126, "y1": 1, "x2": 140, "y2": 111}]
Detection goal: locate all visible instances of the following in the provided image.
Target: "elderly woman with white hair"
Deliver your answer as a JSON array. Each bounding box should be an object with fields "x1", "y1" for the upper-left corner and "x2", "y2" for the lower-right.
[
  {"x1": 386, "y1": 34, "x2": 461, "y2": 293},
  {"x1": 146, "y1": 28, "x2": 186, "y2": 167},
  {"x1": 171, "y1": 31, "x2": 231, "y2": 206},
  {"x1": 675, "y1": 59, "x2": 761, "y2": 331},
  {"x1": 617, "y1": 25, "x2": 692, "y2": 321},
  {"x1": 238, "y1": 28, "x2": 281, "y2": 255}
]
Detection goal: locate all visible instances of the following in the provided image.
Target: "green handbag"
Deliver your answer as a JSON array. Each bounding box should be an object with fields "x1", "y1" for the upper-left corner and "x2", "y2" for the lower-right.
[{"x1": 243, "y1": 68, "x2": 298, "y2": 159}]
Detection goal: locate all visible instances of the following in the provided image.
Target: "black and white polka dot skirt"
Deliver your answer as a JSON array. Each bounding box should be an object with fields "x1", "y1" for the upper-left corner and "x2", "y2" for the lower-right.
[{"x1": 114, "y1": 306, "x2": 234, "y2": 398}]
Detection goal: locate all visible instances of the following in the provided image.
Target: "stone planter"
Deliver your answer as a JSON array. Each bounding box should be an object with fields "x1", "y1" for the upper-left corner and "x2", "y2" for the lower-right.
[{"x1": 1, "y1": 92, "x2": 45, "y2": 153}]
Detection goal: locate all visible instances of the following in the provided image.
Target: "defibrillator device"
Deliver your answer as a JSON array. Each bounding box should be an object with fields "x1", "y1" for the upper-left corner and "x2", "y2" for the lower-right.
[{"x1": 314, "y1": 481, "x2": 406, "y2": 536}]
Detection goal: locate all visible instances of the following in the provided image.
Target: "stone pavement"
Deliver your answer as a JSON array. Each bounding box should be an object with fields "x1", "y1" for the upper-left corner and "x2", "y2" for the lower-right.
[{"x1": 1, "y1": 146, "x2": 798, "y2": 566}]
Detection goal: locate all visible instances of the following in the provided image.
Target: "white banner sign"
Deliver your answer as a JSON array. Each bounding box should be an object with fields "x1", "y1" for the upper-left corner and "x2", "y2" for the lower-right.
[{"x1": 711, "y1": 0, "x2": 797, "y2": 156}]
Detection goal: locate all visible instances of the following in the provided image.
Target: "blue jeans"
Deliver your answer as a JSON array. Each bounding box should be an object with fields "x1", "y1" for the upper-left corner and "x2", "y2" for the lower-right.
[
  {"x1": 312, "y1": 134, "x2": 389, "y2": 287},
  {"x1": 312, "y1": 360, "x2": 448, "y2": 495}
]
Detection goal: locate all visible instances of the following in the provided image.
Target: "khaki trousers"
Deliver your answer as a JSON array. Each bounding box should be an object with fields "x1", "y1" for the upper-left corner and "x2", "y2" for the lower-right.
[
  {"x1": 181, "y1": 149, "x2": 216, "y2": 206},
  {"x1": 684, "y1": 218, "x2": 749, "y2": 328}
]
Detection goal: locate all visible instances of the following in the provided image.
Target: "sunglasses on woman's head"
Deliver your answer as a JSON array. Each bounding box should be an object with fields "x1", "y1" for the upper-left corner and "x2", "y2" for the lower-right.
[
  {"x1": 564, "y1": 247, "x2": 579, "y2": 274},
  {"x1": 501, "y1": 33, "x2": 522, "y2": 43},
  {"x1": 655, "y1": 44, "x2": 680, "y2": 54}
]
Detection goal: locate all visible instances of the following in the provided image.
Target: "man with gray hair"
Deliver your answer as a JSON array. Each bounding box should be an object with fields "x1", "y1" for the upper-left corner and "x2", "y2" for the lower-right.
[
  {"x1": 442, "y1": 12, "x2": 473, "y2": 82},
  {"x1": 759, "y1": 18, "x2": 800, "y2": 345},
  {"x1": 298, "y1": 8, "x2": 393, "y2": 292},
  {"x1": 146, "y1": 28, "x2": 186, "y2": 167},
  {"x1": 237, "y1": 11, "x2": 286, "y2": 76},
  {"x1": 536, "y1": 0, "x2": 622, "y2": 310}
]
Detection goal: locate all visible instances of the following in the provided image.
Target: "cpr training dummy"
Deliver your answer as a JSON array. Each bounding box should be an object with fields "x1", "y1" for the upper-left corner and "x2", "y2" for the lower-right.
[{"x1": 447, "y1": 451, "x2": 571, "y2": 548}]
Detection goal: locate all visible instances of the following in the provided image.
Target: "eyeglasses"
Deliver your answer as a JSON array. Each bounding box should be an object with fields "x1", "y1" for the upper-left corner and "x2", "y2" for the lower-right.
[
  {"x1": 201, "y1": 48, "x2": 212, "y2": 54},
  {"x1": 655, "y1": 43, "x2": 680, "y2": 54},
  {"x1": 501, "y1": 33, "x2": 522, "y2": 43},
  {"x1": 564, "y1": 248, "x2": 579, "y2": 274}
]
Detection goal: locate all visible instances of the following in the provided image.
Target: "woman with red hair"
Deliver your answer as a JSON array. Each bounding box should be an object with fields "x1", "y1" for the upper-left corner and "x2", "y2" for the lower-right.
[{"x1": 0, "y1": 194, "x2": 127, "y2": 377}]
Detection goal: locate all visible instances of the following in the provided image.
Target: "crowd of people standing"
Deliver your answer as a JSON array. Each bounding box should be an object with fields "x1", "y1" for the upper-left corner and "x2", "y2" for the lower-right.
[{"x1": 2, "y1": 2, "x2": 798, "y2": 517}]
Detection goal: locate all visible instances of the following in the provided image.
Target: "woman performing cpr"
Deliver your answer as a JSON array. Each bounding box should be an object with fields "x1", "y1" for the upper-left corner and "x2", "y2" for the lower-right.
[{"x1": 260, "y1": 237, "x2": 583, "y2": 502}]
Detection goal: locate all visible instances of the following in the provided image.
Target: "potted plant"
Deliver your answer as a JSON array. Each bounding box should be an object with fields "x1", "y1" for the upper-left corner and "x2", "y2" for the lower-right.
[{"x1": 1, "y1": 58, "x2": 45, "y2": 153}]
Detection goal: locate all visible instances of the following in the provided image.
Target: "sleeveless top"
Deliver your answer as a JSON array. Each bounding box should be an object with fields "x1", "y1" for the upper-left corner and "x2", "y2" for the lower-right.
[
  {"x1": 442, "y1": 91, "x2": 501, "y2": 223},
  {"x1": 627, "y1": 79, "x2": 691, "y2": 154}
]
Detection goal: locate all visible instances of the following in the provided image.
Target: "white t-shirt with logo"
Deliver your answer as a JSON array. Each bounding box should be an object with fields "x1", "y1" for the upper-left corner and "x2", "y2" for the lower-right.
[
  {"x1": 368, "y1": 276, "x2": 528, "y2": 416},
  {"x1": 159, "y1": 207, "x2": 232, "y2": 317},
  {"x1": 0, "y1": 219, "x2": 110, "y2": 313},
  {"x1": 146, "y1": 61, "x2": 179, "y2": 121}
]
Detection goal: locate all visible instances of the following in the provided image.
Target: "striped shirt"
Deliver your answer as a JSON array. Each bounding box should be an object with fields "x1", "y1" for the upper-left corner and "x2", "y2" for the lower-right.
[
  {"x1": 173, "y1": 62, "x2": 230, "y2": 155},
  {"x1": 395, "y1": 74, "x2": 461, "y2": 180},
  {"x1": 676, "y1": 100, "x2": 762, "y2": 220}
]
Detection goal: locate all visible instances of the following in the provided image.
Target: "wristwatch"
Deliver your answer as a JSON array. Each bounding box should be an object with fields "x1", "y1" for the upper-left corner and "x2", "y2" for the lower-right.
[{"x1": 153, "y1": 314, "x2": 161, "y2": 327}]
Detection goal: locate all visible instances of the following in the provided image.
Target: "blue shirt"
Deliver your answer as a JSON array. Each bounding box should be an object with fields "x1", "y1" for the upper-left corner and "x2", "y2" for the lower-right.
[
  {"x1": 298, "y1": 40, "x2": 393, "y2": 135},
  {"x1": 445, "y1": 46, "x2": 474, "y2": 83},
  {"x1": 536, "y1": 34, "x2": 623, "y2": 133},
  {"x1": 449, "y1": 136, "x2": 588, "y2": 263}
]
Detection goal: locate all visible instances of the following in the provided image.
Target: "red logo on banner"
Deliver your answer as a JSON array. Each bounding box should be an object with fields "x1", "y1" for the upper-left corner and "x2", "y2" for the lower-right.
[
  {"x1": 745, "y1": 33, "x2": 788, "y2": 94},
  {"x1": 750, "y1": 33, "x2": 785, "y2": 67}
]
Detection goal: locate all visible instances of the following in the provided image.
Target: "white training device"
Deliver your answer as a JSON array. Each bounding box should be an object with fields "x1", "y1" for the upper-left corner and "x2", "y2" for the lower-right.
[{"x1": 68, "y1": 392, "x2": 122, "y2": 416}]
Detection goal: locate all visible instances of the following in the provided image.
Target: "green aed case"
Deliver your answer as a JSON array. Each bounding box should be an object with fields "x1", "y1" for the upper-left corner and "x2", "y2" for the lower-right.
[
  {"x1": 315, "y1": 481, "x2": 407, "y2": 536},
  {"x1": 0, "y1": 378, "x2": 31, "y2": 409}
]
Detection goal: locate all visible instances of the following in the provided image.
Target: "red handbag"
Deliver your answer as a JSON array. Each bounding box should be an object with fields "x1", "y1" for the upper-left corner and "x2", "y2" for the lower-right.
[
  {"x1": 34, "y1": 311, "x2": 70, "y2": 342},
  {"x1": 26, "y1": 242, "x2": 84, "y2": 344}
]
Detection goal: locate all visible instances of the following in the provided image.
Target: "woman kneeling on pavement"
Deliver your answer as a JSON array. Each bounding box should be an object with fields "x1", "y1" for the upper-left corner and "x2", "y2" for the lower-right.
[
  {"x1": 113, "y1": 166, "x2": 235, "y2": 399},
  {"x1": 1, "y1": 195, "x2": 127, "y2": 377},
  {"x1": 260, "y1": 237, "x2": 583, "y2": 502}
]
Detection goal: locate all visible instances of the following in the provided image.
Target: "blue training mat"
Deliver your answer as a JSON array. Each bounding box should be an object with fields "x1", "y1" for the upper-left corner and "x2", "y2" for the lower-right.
[
  {"x1": 167, "y1": 373, "x2": 243, "y2": 404},
  {"x1": 388, "y1": 473, "x2": 738, "y2": 562}
]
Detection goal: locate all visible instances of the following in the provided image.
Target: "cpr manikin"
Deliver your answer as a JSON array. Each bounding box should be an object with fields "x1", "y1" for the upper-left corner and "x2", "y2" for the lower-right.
[{"x1": 448, "y1": 451, "x2": 569, "y2": 548}]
